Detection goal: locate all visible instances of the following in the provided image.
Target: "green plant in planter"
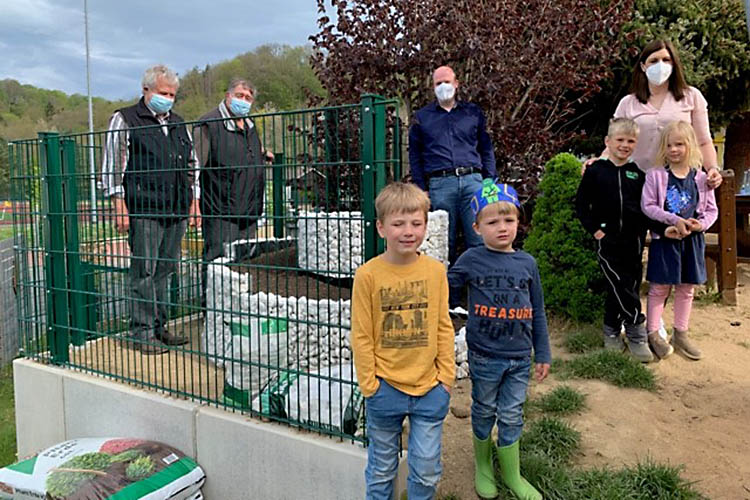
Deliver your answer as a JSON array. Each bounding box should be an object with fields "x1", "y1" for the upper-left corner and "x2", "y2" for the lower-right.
[
  {"x1": 524, "y1": 153, "x2": 605, "y2": 322},
  {"x1": 125, "y1": 456, "x2": 155, "y2": 481}
]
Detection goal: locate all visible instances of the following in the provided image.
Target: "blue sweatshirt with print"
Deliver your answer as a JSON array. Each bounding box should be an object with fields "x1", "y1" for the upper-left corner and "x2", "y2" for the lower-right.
[{"x1": 448, "y1": 247, "x2": 551, "y2": 363}]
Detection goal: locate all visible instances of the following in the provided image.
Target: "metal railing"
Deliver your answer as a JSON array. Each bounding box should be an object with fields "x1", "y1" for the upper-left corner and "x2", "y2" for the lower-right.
[{"x1": 9, "y1": 95, "x2": 401, "y2": 443}]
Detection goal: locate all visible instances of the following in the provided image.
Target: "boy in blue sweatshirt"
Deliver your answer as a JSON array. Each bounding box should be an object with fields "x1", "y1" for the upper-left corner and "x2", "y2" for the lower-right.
[{"x1": 448, "y1": 180, "x2": 550, "y2": 500}]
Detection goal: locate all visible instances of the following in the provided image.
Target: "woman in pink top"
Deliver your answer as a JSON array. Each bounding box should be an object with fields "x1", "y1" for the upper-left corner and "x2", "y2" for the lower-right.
[{"x1": 611, "y1": 40, "x2": 722, "y2": 188}]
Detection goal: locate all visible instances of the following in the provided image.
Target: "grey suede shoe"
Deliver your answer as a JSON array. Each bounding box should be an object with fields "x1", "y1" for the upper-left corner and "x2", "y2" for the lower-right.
[
  {"x1": 648, "y1": 331, "x2": 674, "y2": 360},
  {"x1": 603, "y1": 324, "x2": 625, "y2": 351},
  {"x1": 603, "y1": 333, "x2": 625, "y2": 351},
  {"x1": 627, "y1": 340, "x2": 654, "y2": 363},
  {"x1": 672, "y1": 328, "x2": 702, "y2": 360}
]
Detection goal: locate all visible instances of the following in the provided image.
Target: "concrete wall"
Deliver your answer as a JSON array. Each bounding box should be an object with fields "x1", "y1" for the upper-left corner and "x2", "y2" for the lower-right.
[{"x1": 13, "y1": 359, "x2": 408, "y2": 500}]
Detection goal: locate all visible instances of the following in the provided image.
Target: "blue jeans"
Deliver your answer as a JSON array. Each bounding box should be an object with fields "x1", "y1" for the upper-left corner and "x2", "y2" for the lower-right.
[
  {"x1": 364, "y1": 380, "x2": 450, "y2": 500},
  {"x1": 468, "y1": 350, "x2": 531, "y2": 446},
  {"x1": 428, "y1": 173, "x2": 484, "y2": 264}
]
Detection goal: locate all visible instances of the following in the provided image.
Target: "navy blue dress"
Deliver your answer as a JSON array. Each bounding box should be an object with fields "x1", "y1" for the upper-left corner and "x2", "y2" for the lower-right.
[{"x1": 646, "y1": 168, "x2": 707, "y2": 285}]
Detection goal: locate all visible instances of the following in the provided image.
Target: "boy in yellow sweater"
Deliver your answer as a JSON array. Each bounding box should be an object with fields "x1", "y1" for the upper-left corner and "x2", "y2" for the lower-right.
[{"x1": 352, "y1": 182, "x2": 456, "y2": 500}]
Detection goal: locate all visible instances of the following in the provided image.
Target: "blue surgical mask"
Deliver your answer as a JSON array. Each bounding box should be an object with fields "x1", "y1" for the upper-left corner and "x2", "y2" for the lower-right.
[
  {"x1": 229, "y1": 97, "x2": 252, "y2": 116},
  {"x1": 149, "y1": 93, "x2": 174, "y2": 114}
]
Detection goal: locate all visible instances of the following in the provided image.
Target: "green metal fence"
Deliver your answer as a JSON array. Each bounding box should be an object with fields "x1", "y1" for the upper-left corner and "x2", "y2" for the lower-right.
[{"x1": 9, "y1": 95, "x2": 401, "y2": 443}]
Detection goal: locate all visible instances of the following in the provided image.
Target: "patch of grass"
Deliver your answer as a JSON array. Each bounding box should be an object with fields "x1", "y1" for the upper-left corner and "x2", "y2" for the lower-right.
[
  {"x1": 534, "y1": 385, "x2": 586, "y2": 415},
  {"x1": 693, "y1": 287, "x2": 722, "y2": 305},
  {"x1": 559, "y1": 350, "x2": 656, "y2": 391},
  {"x1": 0, "y1": 365, "x2": 17, "y2": 467},
  {"x1": 571, "y1": 460, "x2": 708, "y2": 500},
  {"x1": 549, "y1": 358, "x2": 567, "y2": 375},
  {"x1": 499, "y1": 452, "x2": 707, "y2": 500},
  {"x1": 0, "y1": 226, "x2": 13, "y2": 241},
  {"x1": 436, "y1": 493, "x2": 461, "y2": 500},
  {"x1": 737, "y1": 341, "x2": 750, "y2": 349},
  {"x1": 520, "y1": 416, "x2": 581, "y2": 464},
  {"x1": 563, "y1": 326, "x2": 603, "y2": 354}
]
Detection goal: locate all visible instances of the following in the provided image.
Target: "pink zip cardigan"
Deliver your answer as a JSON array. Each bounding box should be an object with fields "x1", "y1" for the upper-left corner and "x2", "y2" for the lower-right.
[{"x1": 641, "y1": 167, "x2": 718, "y2": 240}]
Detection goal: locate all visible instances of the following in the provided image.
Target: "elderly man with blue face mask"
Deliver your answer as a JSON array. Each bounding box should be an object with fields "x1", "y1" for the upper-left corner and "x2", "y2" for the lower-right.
[
  {"x1": 408, "y1": 65, "x2": 497, "y2": 264},
  {"x1": 101, "y1": 64, "x2": 200, "y2": 353},
  {"x1": 194, "y1": 78, "x2": 274, "y2": 311}
]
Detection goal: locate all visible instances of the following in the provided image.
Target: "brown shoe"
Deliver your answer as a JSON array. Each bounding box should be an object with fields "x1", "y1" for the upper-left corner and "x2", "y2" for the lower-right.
[
  {"x1": 671, "y1": 328, "x2": 702, "y2": 360},
  {"x1": 155, "y1": 328, "x2": 189, "y2": 346},
  {"x1": 648, "y1": 331, "x2": 674, "y2": 360}
]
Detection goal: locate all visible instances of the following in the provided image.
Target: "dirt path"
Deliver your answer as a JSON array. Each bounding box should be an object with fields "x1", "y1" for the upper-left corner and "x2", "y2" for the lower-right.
[{"x1": 438, "y1": 264, "x2": 750, "y2": 500}]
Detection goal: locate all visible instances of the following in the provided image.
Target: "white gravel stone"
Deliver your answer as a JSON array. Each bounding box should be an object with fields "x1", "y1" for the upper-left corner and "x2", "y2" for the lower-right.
[{"x1": 297, "y1": 210, "x2": 449, "y2": 276}]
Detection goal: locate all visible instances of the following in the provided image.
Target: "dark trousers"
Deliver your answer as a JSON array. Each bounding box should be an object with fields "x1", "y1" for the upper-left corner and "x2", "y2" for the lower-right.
[
  {"x1": 201, "y1": 217, "x2": 256, "y2": 309},
  {"x1": 128, "y1": 218, "x2": 187, "y2": 339},
  {"x1": 596, "y1": 236, "x2": 645, "y2": 331}
]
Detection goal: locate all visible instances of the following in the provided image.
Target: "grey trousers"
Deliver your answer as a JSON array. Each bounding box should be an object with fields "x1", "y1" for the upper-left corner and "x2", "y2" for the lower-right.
[
  {"x1": 128, "y1": 218, "x2": 187, "y2": 339},
  {"x1": 201, "y1": 218, "x2": 256, "y2": 310}
]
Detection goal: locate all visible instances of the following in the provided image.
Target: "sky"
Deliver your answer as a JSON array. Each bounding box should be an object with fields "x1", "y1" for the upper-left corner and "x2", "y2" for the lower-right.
[{"x1": 0, "y1": 0, "x2": 325, "y2": 101}]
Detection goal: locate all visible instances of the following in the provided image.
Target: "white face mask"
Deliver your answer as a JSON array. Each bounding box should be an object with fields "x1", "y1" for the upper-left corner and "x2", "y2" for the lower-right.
[
  {"x1": 645, "y1": 61, "x2": 672, "y2": 86},
  {"x1": 434, "y1": 82, "x2": 456, "y2": 102}
]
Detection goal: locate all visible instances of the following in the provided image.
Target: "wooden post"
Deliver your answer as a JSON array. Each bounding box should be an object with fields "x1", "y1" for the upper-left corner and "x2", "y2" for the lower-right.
[{"x1": 716, "y1": 171, "x2": 737, "y2": 305}]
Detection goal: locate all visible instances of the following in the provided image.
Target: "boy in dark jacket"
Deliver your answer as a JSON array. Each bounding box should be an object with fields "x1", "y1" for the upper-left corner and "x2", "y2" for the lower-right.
[{"x1": 576, "y1": 117, "x2": 671, "y2": 362}]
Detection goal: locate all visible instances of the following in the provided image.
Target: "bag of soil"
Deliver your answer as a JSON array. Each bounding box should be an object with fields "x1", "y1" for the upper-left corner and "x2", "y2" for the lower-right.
[
  {"x1": 0, "y1": 438, "x2": 204, "y2": 500},
  {"x1": 255, "y1": 363, "x2": 363, "y2": 436},
  {"x1": 222, "y1": 316, "x2": 289, "y2": 410}
]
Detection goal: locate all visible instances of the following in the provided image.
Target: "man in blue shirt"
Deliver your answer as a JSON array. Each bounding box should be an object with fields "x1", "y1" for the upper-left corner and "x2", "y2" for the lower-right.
[{"x1": 408, "y1": 65, "x2": 497, "y2": 264}]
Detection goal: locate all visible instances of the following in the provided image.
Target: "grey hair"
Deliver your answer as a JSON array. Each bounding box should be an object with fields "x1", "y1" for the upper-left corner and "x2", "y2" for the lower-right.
[
  {"x1": 226, "y1": 78, "x2": 256, "y2": 95},
  {"x1": 142, "y1": 65, "x2": 179, "y2": 90}
]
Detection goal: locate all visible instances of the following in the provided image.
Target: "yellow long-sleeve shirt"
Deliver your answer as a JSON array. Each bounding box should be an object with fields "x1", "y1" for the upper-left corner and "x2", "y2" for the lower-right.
[{"x1": 351, "y1": 254, "x2": 456, "y2": 398}]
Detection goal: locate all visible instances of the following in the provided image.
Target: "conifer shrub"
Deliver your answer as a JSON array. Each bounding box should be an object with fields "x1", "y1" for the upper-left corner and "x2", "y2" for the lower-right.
[{"x1": 524, "y1": 153, "x2": 604, "y2": 322}]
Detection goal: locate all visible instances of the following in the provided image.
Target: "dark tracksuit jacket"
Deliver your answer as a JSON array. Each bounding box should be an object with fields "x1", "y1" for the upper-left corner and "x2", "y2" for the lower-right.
[{"x1": 575, "y1": 158, "x2": 666, "y2": 329}]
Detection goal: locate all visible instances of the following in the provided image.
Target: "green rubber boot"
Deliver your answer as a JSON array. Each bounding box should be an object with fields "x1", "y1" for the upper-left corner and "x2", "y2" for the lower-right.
[
  {"x1": 473, "y1": 434, "x2": 498, "y2": 499},
  {"x1": 496, "y1": 440, "x2": 542, "y2": 500}
]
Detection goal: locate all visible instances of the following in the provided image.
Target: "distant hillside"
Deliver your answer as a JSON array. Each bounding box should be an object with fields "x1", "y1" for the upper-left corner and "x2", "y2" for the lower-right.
[{"x1": 0, "y1": 44, "x2": 324, "y2": 197}]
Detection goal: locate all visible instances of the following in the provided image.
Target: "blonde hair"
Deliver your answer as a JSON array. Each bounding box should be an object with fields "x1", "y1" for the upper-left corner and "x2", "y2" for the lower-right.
[
  {"x1": 475, "y1": 200, "x2": 521, "y2": 222},
  {"x1": 653, "y1": 121, "x2": 703, "y2": 168},
  {"x1": 375, "y1": 182, "x2": 430, "y2": 222},
  {"x1": 607, "y1": 117, "x2": 639, "y2": 138}
]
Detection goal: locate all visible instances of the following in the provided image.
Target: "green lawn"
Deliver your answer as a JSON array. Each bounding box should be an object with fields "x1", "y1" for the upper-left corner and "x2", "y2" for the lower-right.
[
  {"x1": 0, "y1": 225, "x2": 13, "y2": 241},
  {"x1": 0, "y1": 365, "x2": 16, "y2": 467}
]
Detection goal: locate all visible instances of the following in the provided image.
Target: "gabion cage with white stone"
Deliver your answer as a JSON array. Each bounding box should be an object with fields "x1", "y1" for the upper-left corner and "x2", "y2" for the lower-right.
[
  {"x1": 297, "y1": 210, "x2": 450, "y2": 276},
  {"x1": 202, "y1": 250, "x2": 468, "y2": 419}
]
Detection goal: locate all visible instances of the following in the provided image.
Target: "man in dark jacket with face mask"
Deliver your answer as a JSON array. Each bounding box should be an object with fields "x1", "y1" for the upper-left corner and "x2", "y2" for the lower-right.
[
  {"x1": 195, "y1": 78, "x2": 272, "y2": 310},
  {"x1": 101, "y1": 64, "x2": 201, "y2": 353}
]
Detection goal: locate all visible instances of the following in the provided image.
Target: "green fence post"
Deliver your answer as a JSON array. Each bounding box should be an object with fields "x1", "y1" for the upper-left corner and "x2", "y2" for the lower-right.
[
  {"x1": 40, "y1": 132, "x2": 70, "y2": 363},
  {"x1": 61, "y1": 138, "x2": 86, "y2": 345},
  {"x1": 272, "y1": 152, "x2": 286, "y2": 238},
  {"x1": 372, "y1": 95, "x2": 387, "y2": 255},
  {"x1": 361, "y1": 95, "x2": 378, "y2": 262}
]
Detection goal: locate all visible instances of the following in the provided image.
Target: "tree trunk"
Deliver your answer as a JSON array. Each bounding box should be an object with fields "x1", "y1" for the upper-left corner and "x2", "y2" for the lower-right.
[{"x1": 723, "y1": 111, "x2": 750, "y2": 193}]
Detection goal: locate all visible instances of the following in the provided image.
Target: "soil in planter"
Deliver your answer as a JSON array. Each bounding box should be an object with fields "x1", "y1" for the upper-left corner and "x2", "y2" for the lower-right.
[{"x1": 234, "y1": 246, "x2": 352, "y2": 301}]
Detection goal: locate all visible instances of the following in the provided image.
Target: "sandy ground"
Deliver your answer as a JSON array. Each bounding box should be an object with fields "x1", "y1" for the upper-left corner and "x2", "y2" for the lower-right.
[
  {"x1": 438, "y1": 263, "x2": 750, "y2": 500},
  {"x1": 69, "y1": 317, "x2": 224, "y2": 403}
]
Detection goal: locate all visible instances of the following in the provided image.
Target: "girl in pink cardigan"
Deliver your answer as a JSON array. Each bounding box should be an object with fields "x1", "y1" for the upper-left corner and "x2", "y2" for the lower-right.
[{"x1": 641, "y1": 121, "x2": 718, "y2": 361}]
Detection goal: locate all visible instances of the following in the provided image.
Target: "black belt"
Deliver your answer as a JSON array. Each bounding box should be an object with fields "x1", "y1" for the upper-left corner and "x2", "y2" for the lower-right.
[{"x1": 430, "y1": 167, "x2": 482, "y2": 178}]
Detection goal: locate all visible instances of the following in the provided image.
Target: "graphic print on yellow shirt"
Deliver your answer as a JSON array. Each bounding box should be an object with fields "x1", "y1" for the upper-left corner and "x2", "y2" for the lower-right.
[{"x1": 380, "y1": 279, "x2": 429, "y2": 349}]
